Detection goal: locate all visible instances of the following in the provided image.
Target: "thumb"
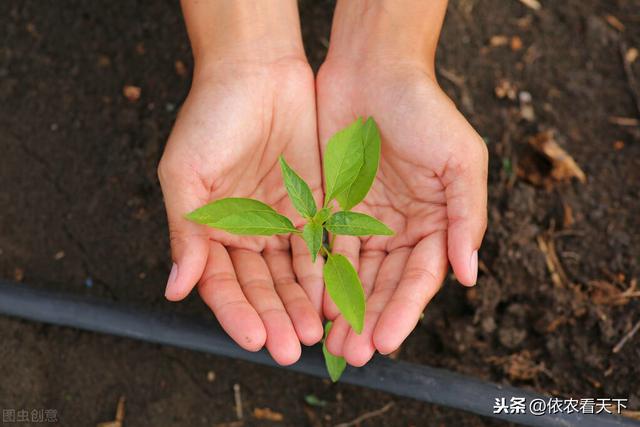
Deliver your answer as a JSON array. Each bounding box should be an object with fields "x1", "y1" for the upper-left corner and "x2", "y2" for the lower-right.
[
  {"x1": 158, "y1": 164, "x2": 209, "y2": 301},
  {"x1": 443, "y1": 139, "x2": 488, "y2": 286}
]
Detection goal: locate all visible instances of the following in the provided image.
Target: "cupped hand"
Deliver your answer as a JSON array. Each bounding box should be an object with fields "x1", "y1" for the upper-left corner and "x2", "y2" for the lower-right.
[
  {"x1": 158, "y1": 59, "x2": 324, "y2": 365},
  {"x1": 316, "y1": 60, "x2": 488, "y2": 366}
]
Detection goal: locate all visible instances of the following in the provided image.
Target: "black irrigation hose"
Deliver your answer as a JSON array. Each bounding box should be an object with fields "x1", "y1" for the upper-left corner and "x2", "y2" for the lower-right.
[{"x1": 0, "y1": 280, "x2": 637, "y2": 427}]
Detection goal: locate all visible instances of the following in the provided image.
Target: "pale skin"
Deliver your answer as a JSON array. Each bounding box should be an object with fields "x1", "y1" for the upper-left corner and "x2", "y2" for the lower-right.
[{"x1": 159, "y1": 0, "x2": 488, "y2": 367}]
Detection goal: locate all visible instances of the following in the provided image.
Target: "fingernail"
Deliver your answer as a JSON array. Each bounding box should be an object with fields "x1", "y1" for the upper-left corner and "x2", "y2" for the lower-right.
[
  {"x1": 469, "y1": 250, "x2": 478, "y2": 285},
  {"x1": 165, "y1": 262, "x2": 178, "y2": 298}
]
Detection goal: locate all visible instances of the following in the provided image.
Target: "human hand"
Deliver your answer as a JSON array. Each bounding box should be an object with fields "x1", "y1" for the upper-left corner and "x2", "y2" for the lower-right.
[
  {"x1": 158, "y1": 1, "x2": 324, "y2": 365},
  {"x1": 316, "y1": 0, "x2": 488, "y2": 367}
]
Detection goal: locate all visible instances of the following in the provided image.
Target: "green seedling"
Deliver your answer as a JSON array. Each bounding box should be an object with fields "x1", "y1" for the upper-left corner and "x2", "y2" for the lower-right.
[{"x1": 186, "y1": 117, "x2": 393, "y2": 381}]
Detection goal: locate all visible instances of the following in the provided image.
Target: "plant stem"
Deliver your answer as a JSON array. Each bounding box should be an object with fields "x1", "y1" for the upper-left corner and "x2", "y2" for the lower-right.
[
  {"x1": 320, "y1": 245, "x2": 331, "y2": 257},
  {"x1": 329, "y1": 234, "x2": 336, "y2": 252}
]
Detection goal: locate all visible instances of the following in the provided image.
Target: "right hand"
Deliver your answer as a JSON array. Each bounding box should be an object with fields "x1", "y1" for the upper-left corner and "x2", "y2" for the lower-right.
[{"x1": 158, "y1": 58, "x2": 324, "y2": 365}]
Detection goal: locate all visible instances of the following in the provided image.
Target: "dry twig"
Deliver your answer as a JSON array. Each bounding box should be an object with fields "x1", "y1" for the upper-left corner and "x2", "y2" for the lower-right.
[
  {"x1": 233, "y1": 383, "x2": 243, "y2": 420},
  {"x1": 590, "y1": 278, "x2": 640, "y2": 306},
  {"x1": 537, "y1": 234, "x2": 571, "y2": 288},
  {"x1": 334, "y1": 402, "x2": 394, "y2": 427},
  {"x1": 613, "y1": 318, "x2": 640, "y2": 353},
  {"x1": 620, "y1": 40, "x2": 640, "y2": 118},
  {"x1": 609, "y1": 116, "x2": 639, "y2": 126},
  {"x1": 96, "y1": 396, "x2": 125, "y2": 427},
  {"x1": 517, "y1": 0, "x2": 541, "y2": 11}
]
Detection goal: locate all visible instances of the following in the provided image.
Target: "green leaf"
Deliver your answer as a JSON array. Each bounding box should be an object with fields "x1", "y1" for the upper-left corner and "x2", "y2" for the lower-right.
[
  {"x1": 302, "y1": 222, "x2": 323, "y2": 263},
  {"x1": 323, "y1": 254, "x2": 365, "y2": 333},
  {"x1": 279, "y1": 156, "x2": 317, "y2": 218},
  {"x1": 325, "y1": 211, "x2": 394, "y2": 236},
  {"x1": 322, "y1": 321, "x2": 347, "y2": 382},
  {"x1": 323, "y1": 118, "x2": 365, "y2": 206},
  {"x1": 313, "y1": 207, "x2": 332, "y2": 225},
  {"x1": 186, "y1": 197, "x2": 297, "y2": 236},
  {"x1": 304, "y1": 394, "x2": 327, "y2": 408},
  {"x1": 336, "y1": 117, "x2": 381, "y2": 210}
]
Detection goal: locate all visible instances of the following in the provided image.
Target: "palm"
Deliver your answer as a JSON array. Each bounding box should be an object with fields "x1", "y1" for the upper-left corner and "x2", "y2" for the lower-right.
[
  {"x1": 159, "y1": 60, "x2": 324, "y2": 365},
  {"x1": 317, "y1": 62, "x2": 487, "y2": 366},
  {"x1": 175, "y1": 74, "x2": 314, "y2": 252}
]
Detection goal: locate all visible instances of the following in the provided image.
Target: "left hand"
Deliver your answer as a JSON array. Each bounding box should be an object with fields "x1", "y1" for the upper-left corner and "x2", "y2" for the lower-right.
[{"x1": 316, "y1": 58, "x2": 488, "y2": 366}]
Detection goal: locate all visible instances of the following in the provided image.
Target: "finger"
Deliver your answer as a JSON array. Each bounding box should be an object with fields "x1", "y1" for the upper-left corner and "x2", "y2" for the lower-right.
[
  {"x1": 230, "y1": 249, "x2": 301, "y2": 366},
  {"x1": 264, "y1": 248, "x2": 324, "y2": 346},
  {"x1": 442, "y1": 139, "x2": 488, "y2": 286},
  {"x1": 325, "y1": 315, "x2": 350, "y2": 357},
  {"x1": 198, "y1": 242, "x2": 266, "y2": 352},
  {"x1": 291, "y1": 234, "x2": 324, "y2": 316},
  {"x1": 342, "y1": 249, "x2": 410, "y2": 367},
  {"x1": 158, "y1": 164, "x2": 209, "y2": 301},
  {"x1": 359, "y1": 249, "x2": 386, "y2": 298},
  {"x1": 323, "y1": 235, "x2": 361, "y2": 319},
  {"x1": 373, "y1": 232, "x2": 448, "y2": 355}
]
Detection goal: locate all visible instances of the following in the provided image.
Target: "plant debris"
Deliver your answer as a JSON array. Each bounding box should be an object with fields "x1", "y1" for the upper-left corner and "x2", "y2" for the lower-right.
[
  {"x1": 486, "y1": 350, "x2": 549, "y2": 381},
  {"x1": 252, "y1": 407, "x2": 284, "y2": 422},
  {"x1": 213, "y1": 422, "x2": 243, "y2": 427},
  {"x1": 518, "y1": 130, "x2": 586, "y2": 187},
  {"x1": 518, "y1": 91, "x2": 535, "y2": 122},
  {"x1": 517, "y1": 0, "x2": 541, "y2": 11},
  {"x1": 490, "y1": 35, "x2": 509, "y2": 47},
  {"x1": 334, "y1": 402, "x2": 394, "y2": 427},
  {"x1": 122, "y1": 85, "x2": 141, "y2": 102},
  {"x1": 620, "y1": 40, "x2": 640, "y2": 118},
  {"x1": 537, "y1": 233, "x2": 571, "y2": 288},
  {"x1": 174, "y1": 60, "x2": 188, "y2": 77},
  {"x1": 233, "y1": 383, "x2": 243, "y2": 420},
  {"x1": 613, "y1": 140, "x2": 625, "y2": 151},
  {"x1": 304, "y1": 394, "x2": 328, "y2": 408},
  {"x1": 609, "y1": 116, "x2": 639, "y2": 126},
  {"x1": 14, "y1": 267, "x2": 24, "y2": 282},
  {"x1": 605, "y1": 15, "x2": 625, "y2": 32},
  {"x1": 589, "y1": 278, "x2": 640, "y2": 306},
  {"x1": 96, "y1": 396, "x2": 125, "y2": 427},
  {"x1": 511, "y1": 36, "x2": 523, "y2": 51},
  {"x1": 495, "y1": 79, "x2": 517, "y2": 100},
  {"x1": 612, "y1": 317, "x2": 640, "y2": 354}
]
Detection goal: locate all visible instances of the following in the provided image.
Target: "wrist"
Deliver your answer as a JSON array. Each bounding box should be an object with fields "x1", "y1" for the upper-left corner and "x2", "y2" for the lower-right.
[
  {"x1": 324, "y1": 0, "x2": 447, "y2": 76},
  {"x1": 181, "y1": 0, "x2": 307, "y2": 76}
]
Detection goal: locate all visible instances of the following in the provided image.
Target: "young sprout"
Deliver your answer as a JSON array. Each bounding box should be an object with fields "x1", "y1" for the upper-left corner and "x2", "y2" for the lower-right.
[{"x1": 187, "y1": 117, "x2": 393, "y2": 381}]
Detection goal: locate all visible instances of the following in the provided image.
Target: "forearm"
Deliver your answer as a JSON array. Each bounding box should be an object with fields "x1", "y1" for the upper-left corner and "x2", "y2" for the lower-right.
[
  {"x1": 325, "y1": 0, "x2": 448, "y2": 74},
  {"x1": 180, "y1": 0, "x2": 306, "y2": 74}
]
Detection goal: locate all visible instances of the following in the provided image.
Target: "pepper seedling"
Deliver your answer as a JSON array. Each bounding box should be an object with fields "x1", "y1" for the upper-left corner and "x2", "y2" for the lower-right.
[{"x1": 186, "y1": 117, "x2": 393, "y2": 381}]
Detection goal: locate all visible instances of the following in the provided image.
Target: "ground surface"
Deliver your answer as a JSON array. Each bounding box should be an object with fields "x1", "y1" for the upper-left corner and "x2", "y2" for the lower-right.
[{"x1": 1, "y1": 1, "x2": 639, "y2": 426}]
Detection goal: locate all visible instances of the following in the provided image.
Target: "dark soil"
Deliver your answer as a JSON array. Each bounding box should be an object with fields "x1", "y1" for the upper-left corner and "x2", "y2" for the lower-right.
[{"x1": 1, "y1": 1, "x2": 639, "y2": 426}]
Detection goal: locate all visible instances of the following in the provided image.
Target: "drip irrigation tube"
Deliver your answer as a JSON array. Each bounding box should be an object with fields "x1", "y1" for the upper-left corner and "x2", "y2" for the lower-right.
[{"x1": 0, "y1": 280, "x2": 637, "y2": 427}]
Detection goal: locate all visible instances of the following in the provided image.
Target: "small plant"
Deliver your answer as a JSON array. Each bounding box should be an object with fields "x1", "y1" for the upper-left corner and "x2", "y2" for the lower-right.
[{"x1": 186, "y1": 117, "x2": 393, "y2": 381}]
